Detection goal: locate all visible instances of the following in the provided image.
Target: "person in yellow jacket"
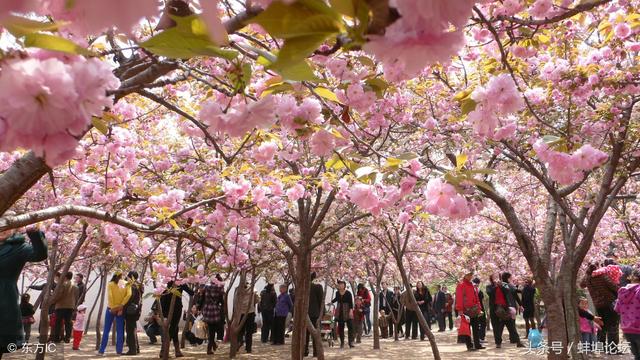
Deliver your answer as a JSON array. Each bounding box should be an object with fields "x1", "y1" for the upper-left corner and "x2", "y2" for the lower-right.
[{"x1": 98, "y1": 272, "x2": 131, "y2": 355}]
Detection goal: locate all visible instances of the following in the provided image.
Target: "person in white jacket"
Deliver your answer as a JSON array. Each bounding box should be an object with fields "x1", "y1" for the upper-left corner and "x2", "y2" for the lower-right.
[{"x1": 72, "y1": 304, "x2": 87, "y2": 350}]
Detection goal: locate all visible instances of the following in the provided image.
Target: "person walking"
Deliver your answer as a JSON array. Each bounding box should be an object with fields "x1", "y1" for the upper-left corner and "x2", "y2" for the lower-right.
[
  {"x1": 198, "y1": 276, "x2": 225, "y2": 355},
  {"x1": 615, "y1": 268, "x2": 640, "y2": 359},
  {"x1": 356, "y1": 283, "x2": 372, "y2": 336},
  {"x1": 353, "y1": 296, "x2": 365, "y2": 343},
  {"x1": 391, "y1": 286, "x2": 404, "y2": 337},
  {"x1": 455, "y1": 270, "x2": 484, "y2": 351},
  {"x1": 521, "y1": 278, "x2": 537, "y2": 337},
  {"x1": 444, "y1": 287, "x2": 454, "y2": 330},
  {"x1": 331, "y1": 280, "x2": 355, "y2": 348},
  {"x1": 305, "y1": 272, "x2": 324, "y2": 357},
  {"x1": 234, "y1": 281, "x2": 259, "y2": 354},
  {"x1": 160, "y1": 281, "x2": 193, "y2": 358},
  {"x1": 51, "y1": 272, "x2": 78, "y2": 343},
  {"x1": 272, "y1": 284, "x2": 293, "y2": 345},
  {"x1": 472, "y1": 278, "x2": 487, "y2": 342},
  {"x1": 487, "y1": 272, "x2": 525, "y2": 348},
  {"x1": 98, "y1": 272, "x2": 131, "y2": 355},
  {"x1": 415, "y1": 281, "x2": 432, "y2": 339},
  {"x1": 72, "y1": 304, "x2": 87, "y2": 350},
  {"x1": 402, "y1": 285, "x2": 418, "y2": 340},
  {"x1": 124, "y1": 271, "x2": 143, "y2": 355},
  {"x1": 258, "y1": 284, "x2": 277, "y2": 344},
  {"x1": 434, "y1": 285, "x2": 447, "y2": 332},
  {"x1": 20, "y1": 294, "x2": 35, "y2": 343},
  {"x1": 75, "y1": 274, "x2": 86, "y2": 306},
  {"x1": 581, "y1": 262, "x2": 620, "y2": 354},
  {"x1": 379, "y1": 282, "x2": 394, "y2": 336}
]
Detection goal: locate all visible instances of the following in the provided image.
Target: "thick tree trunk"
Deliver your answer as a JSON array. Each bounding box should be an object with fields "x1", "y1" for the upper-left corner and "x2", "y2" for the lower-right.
[
  {"x1": 538, "y1": 283, "x2": 569, "y2": 360},
  {"x1": 291, "y1": 251, "x2": 312, "y2": 360},
  {"x1": 306, "y1": 315, "x2": 325, "y2": 360}
]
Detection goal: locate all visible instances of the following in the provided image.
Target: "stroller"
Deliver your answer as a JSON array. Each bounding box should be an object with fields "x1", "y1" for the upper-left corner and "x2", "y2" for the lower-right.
[{"x1": 320, "y1": 304, "x2": 336, "y2": 347}]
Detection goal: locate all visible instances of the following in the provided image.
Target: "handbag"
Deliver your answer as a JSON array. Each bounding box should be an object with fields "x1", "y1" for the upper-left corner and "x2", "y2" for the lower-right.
[
  {"x1": 126, "y1": 303, "x2": 139, "y2": 316},
  {"x1": 193, "y1": 316, "x2": 208, "y2": 340},
  {"x1": 494, "y1": 305, "x2": 511, "y2": 320},
  {"x1": 462, "y1": 287, "x2": 481, "y2": 318},
  {"x1": 22, "y1": 316, "x2": 35, "y2": 324}
]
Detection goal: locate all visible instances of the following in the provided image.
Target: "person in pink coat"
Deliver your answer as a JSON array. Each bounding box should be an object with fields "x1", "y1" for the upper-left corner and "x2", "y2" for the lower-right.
[{"x1": 615, "y1": 268, "x2": 640, "y2": 359}]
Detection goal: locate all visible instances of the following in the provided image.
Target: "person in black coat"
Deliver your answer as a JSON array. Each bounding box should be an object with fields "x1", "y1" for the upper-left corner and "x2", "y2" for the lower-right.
[
  {"x1": 521, "y1": 278, "x2": 537, "y2": 337},
  {"x1": 473, "y1": 278, "x2": 487, "y2": 342},
  {"x1": 160, "y1": 281, "x2": 194, "y2": 358},
  {"x1": 414, "y1": 281, "x2": 433, "y2": 339},
  {"x1": 378, "y1": 282, "x2": 394, "y2": 337},
  {"x1": 331, "y1": 280, "x2": 354, "y2": 348},
  {"x1": 124, "y1": 271, "x2": 143, "y2": 355},
  {"x1": 306, "y1": 272, "x2": 324, "y2": 357},
  {"x1": 433, "y1": 285, "x2": 447, "y2": 332},
  {"x1": 257, "y1": 284, "x2": 277, "y2": 343}
]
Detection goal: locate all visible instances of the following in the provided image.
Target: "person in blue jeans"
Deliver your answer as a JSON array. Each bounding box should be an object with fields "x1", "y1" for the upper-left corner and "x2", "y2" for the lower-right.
[{"x1": 98, "y1": 273, "x2": 131, "y2": 355}]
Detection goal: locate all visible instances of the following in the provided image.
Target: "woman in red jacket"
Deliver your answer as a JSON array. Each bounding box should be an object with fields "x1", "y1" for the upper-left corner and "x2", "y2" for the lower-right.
[{"x1": 455, "y1": 270, "x2": 485, "y2": 351}]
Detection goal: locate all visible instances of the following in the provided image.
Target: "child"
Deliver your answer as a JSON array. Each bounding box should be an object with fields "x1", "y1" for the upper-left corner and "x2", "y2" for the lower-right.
[
  {"x1": 353, "y1": 296, "x2": 365, "y2": 343},
  {"x1": 72, "y1": 304, "x2": 87, "y2": 350},
  {"x1": 578, "y1": 297, "x2": 602, "y2": 352},
  {"x1": 379, "y1": 309, "x2": 389, "y2": 339}
]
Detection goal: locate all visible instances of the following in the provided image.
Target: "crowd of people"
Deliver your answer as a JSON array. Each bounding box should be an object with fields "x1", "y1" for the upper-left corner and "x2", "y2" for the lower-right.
[{"x1": 14, "y1": 259, "x2": 640, "y2": 359}]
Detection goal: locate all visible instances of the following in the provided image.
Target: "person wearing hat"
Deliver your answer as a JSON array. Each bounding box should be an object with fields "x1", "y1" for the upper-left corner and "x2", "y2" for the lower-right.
[
  {"x1": 455, "y1": 270, "x2": 484, "y2": 351},
  {"x1": 72, "y1": 304, "x2": 87, "y2": 350}
]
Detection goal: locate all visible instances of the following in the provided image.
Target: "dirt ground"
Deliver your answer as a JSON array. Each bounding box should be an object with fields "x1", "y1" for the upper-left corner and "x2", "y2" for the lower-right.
[{"x1": 3, "y1": 326, "x2": 633, "y2": 359}]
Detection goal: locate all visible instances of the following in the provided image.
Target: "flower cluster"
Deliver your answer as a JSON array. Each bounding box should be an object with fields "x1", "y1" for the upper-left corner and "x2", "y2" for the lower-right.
[
  {"x1": 363, "y1": 0, "x2": 474, "y2": 80},
  {"x1": 533, "y1": 140, "x2": 609, "y2": 185},
  {"x1": 0, "y1": 54, "x2": 119, "y2": 166},
  {"x1": 468, "y1": 74, "x2": 524, "y2": 140},
  {"x1": 199, "y1": 96, "x2": 277, "y2": 137},
  {"x1": 423, "y1": 178, "x2": 481, "y2": 220}
]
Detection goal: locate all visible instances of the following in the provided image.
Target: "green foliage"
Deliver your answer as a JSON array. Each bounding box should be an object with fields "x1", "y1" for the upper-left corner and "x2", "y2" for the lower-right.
[
  {"x1": 24, "y1": 33, "x2": 94, "y2": 56},
  {"x1": 251, "y1": 0, "x2": 344, "y2": 81},
  {"x1": 2, "y1": 16, "x2": 62, "y2": 37},
  {"x1": 141, "y1": 15, "x2": 237, "y2": 60}
]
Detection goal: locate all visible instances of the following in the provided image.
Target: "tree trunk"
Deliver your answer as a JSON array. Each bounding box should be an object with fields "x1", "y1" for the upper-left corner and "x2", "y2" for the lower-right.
[
  {"x1": 306, "y1": 315, "x2": 325, "y2": 360},
  {"x1": 395, "y1": 257, "x2": 440, "y2": 360},
  {"x1": 538, "y1": 283, "x2": 569, "y2": 360},
  {"x1": 95, "y1": 267, "x2": 108, "y2": 350},
  {"x1": 372, "y1": 285, "x2": 380, "y2": 349},
  {"x1": 85, "y1": 271, "x2": 105, "y2": 333},
  {"x1": 291, "y1": 251, "x2": 312, "y2": 360}
]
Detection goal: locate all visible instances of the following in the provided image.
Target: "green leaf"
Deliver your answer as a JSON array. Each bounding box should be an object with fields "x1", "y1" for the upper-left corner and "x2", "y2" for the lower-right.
[
  {"x1": 313, "y1": 87, "x2": 341, "y2": 103},
  {"x1": 385, "y1": 157, "x2": 403, "y2": 168},
  {"x1": 355, "y1": 166, "x2": 376, "y2": 179},
  {"x1": 396, "y1": 152, "x2": 419, "y2": 161},
  {"x1": 364, "y1": 77, "x2": 388, "y2": 98},
  {"x1": 251, "y1": 0, "x2": 342, "y2": 39},
  {"x1": 330, "y1": 0, "x2": 355, "y2": 17},
  {"x1": 273, "y1": 59, "x2": 320, "y2": 82},
  {"x1": 91, "y1": 117, "x2": 109, "y2": 135},
  {"x1": 460, "y1": 98, "x2": 477, "y2": 116},
  {"x1": 141, "y1": 15, "x2": 238, "y2": 60},
  {"x1": 326, "y1": 155, "x2": 345, "y2": 170},
  {"x1": 456, "y1": 154, "x2": 468, "y2": 170},
  {"x1": 2, "y1": 15, "x2": 62, "y2": 38},
  {"x1": 24, "y1": 33, "x2": 94, "y2": 56},
  {"x1": 261, "y1": 82, "x2": 295, "y2": 97},
  {"x1": 357, "y1": 55, "x2": 376, "y2": 68},
  {"x1": 269, "y1": 34, "x2": 325, "y2": 80}
]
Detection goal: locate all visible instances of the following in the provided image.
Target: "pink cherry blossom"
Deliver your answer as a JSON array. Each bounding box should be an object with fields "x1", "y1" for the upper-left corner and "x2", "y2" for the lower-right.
[
  {"x1": 309, "y1": 129, "x2": 336, "y2": 157},
  {"x1": 45, "y1": 0, "x2": 159, "y2": 36},
  {"x1": 615, "y1": 23, "x2": 631, "y2": 39},
  {"x1": 253, "y1": 141, "x2": 278, "y2": 163},
  {"x1": 529, "y1": 0, "x2": 554, "y2": 19},
  {"x1": 286, "y1": 183, "x2": 306, "y2": 202},
  {"x1": 349, "y1": 183, "x2": 380, "y2": 211}
]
